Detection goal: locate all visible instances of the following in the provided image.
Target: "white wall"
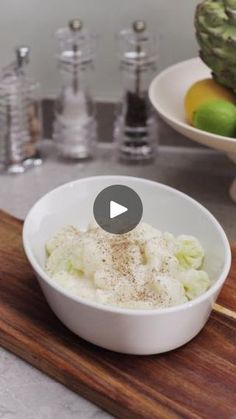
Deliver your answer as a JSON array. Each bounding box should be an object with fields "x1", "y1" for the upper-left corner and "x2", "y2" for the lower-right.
[{"x1": 0, "y1": 0, "x2": 200, "y2": 101}]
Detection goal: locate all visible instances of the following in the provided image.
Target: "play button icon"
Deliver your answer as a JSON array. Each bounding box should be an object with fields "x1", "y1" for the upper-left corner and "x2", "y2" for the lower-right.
[
  {"x1": 93, "y1": 185, "x2": 143, "y2": 234},
  {"x1": 110, "y1": 201, "x2": 128, "y2": 219}
]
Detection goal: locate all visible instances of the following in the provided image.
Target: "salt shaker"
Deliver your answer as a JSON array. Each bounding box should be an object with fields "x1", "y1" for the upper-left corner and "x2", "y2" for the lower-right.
[
  {"x1": 114, "y1": 20, "x2": 158, "y2": 162},
  {"x1": 53, "y1": 19, "x2": 97, "y2": 160}
]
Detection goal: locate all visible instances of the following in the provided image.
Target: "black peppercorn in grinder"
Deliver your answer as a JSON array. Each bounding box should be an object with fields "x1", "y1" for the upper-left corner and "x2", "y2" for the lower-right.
[{"x1": 114, "y1": 20, "x2": 158, "y2": 162}]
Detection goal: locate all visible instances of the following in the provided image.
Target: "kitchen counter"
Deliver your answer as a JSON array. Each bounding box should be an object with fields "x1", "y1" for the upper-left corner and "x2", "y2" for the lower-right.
[{"x1": 0, "y1": 140, "x2": 235, "y2": 419}]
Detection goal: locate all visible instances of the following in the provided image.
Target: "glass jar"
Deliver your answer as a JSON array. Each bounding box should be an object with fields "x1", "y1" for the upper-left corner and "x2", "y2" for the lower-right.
[
  {"x1": 53, "y1": 19, "x2": 97, "y2": 160},
  {"x1": 114, "y1": 20, "x2": 159, "y2": 162}
]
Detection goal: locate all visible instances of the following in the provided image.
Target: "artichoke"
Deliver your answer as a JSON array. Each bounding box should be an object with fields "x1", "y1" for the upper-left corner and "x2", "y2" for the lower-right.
[{"x1": 195, "y1": 0, "x2": 236, "y2": 90}]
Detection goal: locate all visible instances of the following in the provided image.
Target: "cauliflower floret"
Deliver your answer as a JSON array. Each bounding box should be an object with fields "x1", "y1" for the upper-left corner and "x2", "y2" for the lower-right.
[
  {"x1": 175, "y1": 235, "x2": 204, "y2": 270},
  {"x1": 80, "y1": 234, "x2": 112, "y2": 278},
  {"x1": 149, "y1": 275, "x2": 187, "y2": 307},
  {"x1": 144, "y1": 235, "x2": 179, "y2": 275},
  {"x1": 45, "y1": 225, "x2": 80, "y2": 256},
  {"x1": 178, "y1": 269, "x2": 210, "y2": 300},
  {"x1": 128, "y1": 222, "x2": 161, "y2": 243},
  {"x1": 45, "y1": 243, "x2": 83, "y2": 276}
]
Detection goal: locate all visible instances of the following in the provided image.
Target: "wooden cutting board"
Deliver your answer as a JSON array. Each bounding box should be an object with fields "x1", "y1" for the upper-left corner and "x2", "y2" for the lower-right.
[{"x1": 0, "y1": 210, "x2": 235, "y2": 419}]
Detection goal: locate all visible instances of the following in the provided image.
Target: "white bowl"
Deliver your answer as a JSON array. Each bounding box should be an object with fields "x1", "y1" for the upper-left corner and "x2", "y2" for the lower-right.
[
  {"x1": 23, "y1": 176, "x2": 231, "y2": 355},
  {"x1": 149, "y1": 57, "x2": 236, "y2": 162}
]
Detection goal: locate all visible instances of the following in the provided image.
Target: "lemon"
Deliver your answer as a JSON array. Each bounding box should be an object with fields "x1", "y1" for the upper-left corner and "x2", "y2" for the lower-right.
[
  {"x1": 184, "y1": 79, "x2": 236, "y2": 124},
  {"x1": 193, "y1": 100, "x2": 236, "y2": 137}
]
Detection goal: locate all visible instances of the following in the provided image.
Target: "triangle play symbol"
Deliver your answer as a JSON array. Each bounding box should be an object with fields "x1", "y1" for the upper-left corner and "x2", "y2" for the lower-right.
[{"x1": 110, "y1": 201, "x2": 128, "y2": 219}]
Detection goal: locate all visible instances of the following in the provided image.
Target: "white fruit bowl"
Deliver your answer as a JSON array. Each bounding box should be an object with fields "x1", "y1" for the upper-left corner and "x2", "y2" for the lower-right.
[
  {"x1": 149, "y1": 57, "x2": 236, "y2": 201},
  {"x1": 149, "y1": 57, "x2": 236, "y2": 158},
  {"x1": 23, "y1": 176, "x2": 231, "y2": 355}
]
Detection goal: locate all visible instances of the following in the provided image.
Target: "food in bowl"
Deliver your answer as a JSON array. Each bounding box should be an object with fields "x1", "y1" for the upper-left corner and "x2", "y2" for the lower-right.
[
  {"x1": 45, "y1": 220, "x2": 210, "y2": 310},
  {"x1": 184, "y1": 79, "x2": 236, "y2": 125},
  {"x1": 23, "y1": 175, "x2": 231, "y2": 354},
  {"x1": 184, "y1": 79, "x2": 236, "y2": 137},
  {"x1": 182, "y1": 0, "x2": 236, "y2": 137},
  {"x1": 193, "y1": 100, "x2": 236, "y2": 137}
]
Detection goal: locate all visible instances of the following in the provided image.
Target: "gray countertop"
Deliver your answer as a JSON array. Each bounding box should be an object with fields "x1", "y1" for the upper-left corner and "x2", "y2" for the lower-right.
[{"x1": 0, "y1": 141, "x2": 235, "y2": 419}]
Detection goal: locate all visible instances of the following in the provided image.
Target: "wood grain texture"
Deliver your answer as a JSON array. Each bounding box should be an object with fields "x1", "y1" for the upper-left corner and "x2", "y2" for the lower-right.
[{"x1": 0, "y1": 210, "x2": 235, "y2": 419}]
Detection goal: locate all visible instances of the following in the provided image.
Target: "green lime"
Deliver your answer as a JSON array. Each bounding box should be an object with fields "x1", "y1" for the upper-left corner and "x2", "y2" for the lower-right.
[{"x1": 193, "y1": 100, "x2": 236, "y2": 137}]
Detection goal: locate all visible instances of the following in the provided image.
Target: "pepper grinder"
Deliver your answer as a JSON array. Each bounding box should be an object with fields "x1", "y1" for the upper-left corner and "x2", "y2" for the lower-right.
[
  {"x1": 53, "y1": 19, "x2": 97, "y2": 160},
  {"x1": 114, "y1": 20, "x2": 158, "y2": 162}
]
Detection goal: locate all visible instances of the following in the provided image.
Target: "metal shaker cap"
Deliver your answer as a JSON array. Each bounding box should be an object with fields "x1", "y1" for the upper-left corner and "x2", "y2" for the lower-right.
[
  {"x1": 133, "y1": 20, "x2": 147, "y2": 33},
  {"x1": 68, "y1": 18, "x2": 83, "y2": 32}
]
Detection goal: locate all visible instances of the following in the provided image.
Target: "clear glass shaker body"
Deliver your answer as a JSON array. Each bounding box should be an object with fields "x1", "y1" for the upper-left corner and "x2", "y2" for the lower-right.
[
  {"x1": 0, "y1": 47, "x2": 42, "y2": 174},
  {"x1": 114, "y1": 21, "x2": 158, "y2": 162},
  {"x1": 0, "y1": 71, "x2": 30, "y2": 173},
  {"x1": 53, "y1": 21, "x2": 97, "y2": 160}
]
